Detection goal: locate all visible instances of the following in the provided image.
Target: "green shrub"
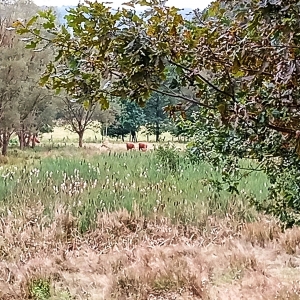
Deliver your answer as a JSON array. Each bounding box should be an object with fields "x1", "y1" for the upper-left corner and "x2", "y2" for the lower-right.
[{"x1": 28, "y1": 277, "x2": 51, "y2": 300}]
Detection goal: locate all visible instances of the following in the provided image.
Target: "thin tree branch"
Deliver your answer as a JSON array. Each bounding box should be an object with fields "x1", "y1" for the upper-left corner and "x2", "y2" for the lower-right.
[
  {"x1": 248, "y1": 115, "x2": 296, "y2": 134},
  {"x1": 149, "y1": 87, "x2": 215, "y2": 109},
  {"x1": 168, "y1": 59, "x2": 235, "y2": 99}
]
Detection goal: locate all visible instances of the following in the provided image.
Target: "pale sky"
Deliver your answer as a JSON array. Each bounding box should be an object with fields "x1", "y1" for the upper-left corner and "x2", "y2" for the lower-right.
[{"x1": 33, "y1": 0, "x2": 212, "y2": 10}]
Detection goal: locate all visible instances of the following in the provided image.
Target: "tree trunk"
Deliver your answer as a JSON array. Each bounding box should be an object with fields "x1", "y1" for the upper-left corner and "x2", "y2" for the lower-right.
[
  {"x1": 25, "y1": 133, "x2": 31, "y2": 147},
  {"x1": 2, "y1": 132, "x2": 9, "y2": 156},
  {"x1": 18, "y1": 131, "x2": 24, "y2": 150},
  {"x1": 19, "y1": 124, "x2": 26, "y2": 150},
  {"x1": 155, "y1": 122, "x2": 160, "y2": 142},
  {"x1": 31, "y1": 133, "x2": 37, "y2": 148},
  {"x1": 122, "y1": 134, "x2": 124, "y2": 142},
  {"x1": 131, "y1": 131, "x2": 137, "y2": 142},
  {"x1": 78, "y1": 131, "x2": 84, "y2": 147},
  {"x1": 2, "y1": 140, "x2": 8, "y2": 156}
]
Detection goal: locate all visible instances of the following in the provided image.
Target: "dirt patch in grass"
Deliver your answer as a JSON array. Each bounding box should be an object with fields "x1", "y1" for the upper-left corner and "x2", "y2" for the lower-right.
[{"x1": 0, "y1": 209, "x2": 300, "y2": 299}]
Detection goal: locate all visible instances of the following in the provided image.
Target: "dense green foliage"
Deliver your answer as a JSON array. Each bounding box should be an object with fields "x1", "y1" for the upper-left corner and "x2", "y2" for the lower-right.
[
  {"x1": 143, "y1": 92, "x2": 173, "y2": 142},
  {"x1": 107, "y1": 99, "x2": 145, "y2": 141},
  {"x1": 107, "y1": 93, "x2": 177, "y2": 142}
]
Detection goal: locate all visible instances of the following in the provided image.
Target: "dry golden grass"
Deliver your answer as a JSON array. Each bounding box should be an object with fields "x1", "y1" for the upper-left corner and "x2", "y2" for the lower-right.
[
  {"x1": 40, "y1": 125, "x2": 178, "y2": 144},
  {"x1": 0, "y1": 205, "x2": 300, "y2": 300}
]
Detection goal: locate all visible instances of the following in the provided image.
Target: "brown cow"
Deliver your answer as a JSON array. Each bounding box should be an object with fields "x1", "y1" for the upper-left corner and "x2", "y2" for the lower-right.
[
  {"x1": 126, "y1": 142, "x2": 135, "y2": 150},
  {"x1": 138, "y1": 143, "x2": 147, "y2": 151}
]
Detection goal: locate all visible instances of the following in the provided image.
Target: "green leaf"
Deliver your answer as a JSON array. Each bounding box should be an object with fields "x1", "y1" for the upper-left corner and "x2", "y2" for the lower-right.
[
  {"x1": 54, "y1": 50, "x2": 63, "y2": 61},
  {"x1": 40, "y1": 74, "x2": 50, "y2": 86},
  {"x1": 138, "y1": 0, "x2": 151, "y2": 6},
  {"x1": 38, "y1": 10, "x2": 52, "y2": 19},
  {"x1": 98, "y1": 95, "x2": 110, "y2": 110},
  {"x1": 132, "y1": 14, "x2": 141, "y2": 23},
  {"x1": 61, "y1": 25, "x2": 69, "y2": 35},
  {"x1": 83, "y1": 99, "x2": 93, "y2": 109},
  {"x1": 55, "y1": 87, "x2": 61, "y2": 94},
  {"x1": 69, "y1": 57, "x2": 78, "y2": 70},
  {"x1": 217, "y1": 103, "x2": 226, "y2": 115},
  {"x1": 27, "y1": 15, "x2": 39, "y2": 27},
  {"x1": 33, "y1": 28, "x2": 41, "y2": 35},
  {"x1": 16, "y1": 27, "x2": 30, "y2": 34},
  {"x1": 43, "y1": 22, "x2": 55, "y2": 30},
  {"x1": 233, "y1": 70, "x2": 245, "y2": 78},
  {"x1": 25, "y1": 41, "x2": 38, "y2": 49},
  {"x1": 232, "y1": 56, "x2": 241, "y2": 74}
]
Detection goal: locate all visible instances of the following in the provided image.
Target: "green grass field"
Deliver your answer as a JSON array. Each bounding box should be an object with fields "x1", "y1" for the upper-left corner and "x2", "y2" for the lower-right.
[
  {"x1": 0, "y1": 150, "x2": 267, "y2": 232},
  {"x1": 0, "y1": 146, "x2": 299, "y2": 300}
]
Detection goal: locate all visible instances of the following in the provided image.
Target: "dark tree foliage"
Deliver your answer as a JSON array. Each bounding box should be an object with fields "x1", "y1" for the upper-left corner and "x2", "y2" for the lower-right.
[
  {"x1": 107, "y1": 99, "x2": 145, "y2": 142},
  {"x1": 143, "y1": 92, "x2": 173, "y2": 142}
]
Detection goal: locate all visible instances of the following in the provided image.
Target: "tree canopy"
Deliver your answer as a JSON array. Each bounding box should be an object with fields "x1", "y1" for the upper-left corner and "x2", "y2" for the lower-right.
[
  {"x1": 0, "y1": 0, "x2": 58, "y2": 154},
  {"x1": 14, "y1": 0, "x2": 300, "y2": 227},
  {"x1": 143, "y1": 92, "x2": 173, "y2": 142},
  {"x1": 107, "y1": 99, "x2": 145, "y2": 141}
]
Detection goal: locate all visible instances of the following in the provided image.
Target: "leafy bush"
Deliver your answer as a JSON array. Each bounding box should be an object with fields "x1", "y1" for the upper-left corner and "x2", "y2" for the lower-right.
[
  {"x1": 28, "y1": 278, "x2": 51, "y2": 300},
  {"x1": 154, "y1": 143, "x2": 181, "y2": 174}
]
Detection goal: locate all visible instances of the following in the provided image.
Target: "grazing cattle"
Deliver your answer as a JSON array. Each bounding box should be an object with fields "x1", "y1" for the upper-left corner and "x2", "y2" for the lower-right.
[
  {"x1": 138, "y1": 143, "x2": 147, "y2": 151},
  {"x1": 126, "y1": 142, "x2": 135, "y2": 151}
]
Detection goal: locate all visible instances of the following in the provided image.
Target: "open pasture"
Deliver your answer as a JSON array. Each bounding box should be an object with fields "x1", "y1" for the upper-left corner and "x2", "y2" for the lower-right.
[
  {"x1": 40, "y1": 125, "x2": 180, "y2": 144},
  {"x1": 0, "y1": 148, "x2": 300, "y2": 299}
]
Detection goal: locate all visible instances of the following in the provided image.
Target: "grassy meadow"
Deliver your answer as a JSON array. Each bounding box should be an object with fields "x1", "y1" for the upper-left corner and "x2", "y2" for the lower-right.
[
  {"x1": 38, "y1": 125, "x2": 181, "y2": 144},
  {"x1": 0, "y1": 145, "x2": 300, "y2": 299}
]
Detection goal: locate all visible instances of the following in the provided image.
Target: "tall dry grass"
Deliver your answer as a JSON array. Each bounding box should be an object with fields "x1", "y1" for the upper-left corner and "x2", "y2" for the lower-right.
[{"x1": 0, "y1": 207, "x2": 300, "y2": 299}]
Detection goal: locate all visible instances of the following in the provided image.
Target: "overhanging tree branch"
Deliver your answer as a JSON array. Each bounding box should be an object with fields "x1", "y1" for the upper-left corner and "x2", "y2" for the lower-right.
[
  {"x1": 149, "y1": 87, "x2": 215, "y2": 109},
  {"x1": 168, "y1": 59, "x2": 235, "y2": 99}
]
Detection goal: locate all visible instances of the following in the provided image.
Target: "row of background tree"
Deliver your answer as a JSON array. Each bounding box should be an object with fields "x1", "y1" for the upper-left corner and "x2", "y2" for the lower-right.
[{"x1": 0, "y1": 0, "x2": 195, "y2": 155}]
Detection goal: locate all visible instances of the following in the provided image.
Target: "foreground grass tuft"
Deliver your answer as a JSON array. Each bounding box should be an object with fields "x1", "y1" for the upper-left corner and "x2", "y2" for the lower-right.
[{"x1": 27, "y1": 277, "x2": 51, "y2": 300}]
